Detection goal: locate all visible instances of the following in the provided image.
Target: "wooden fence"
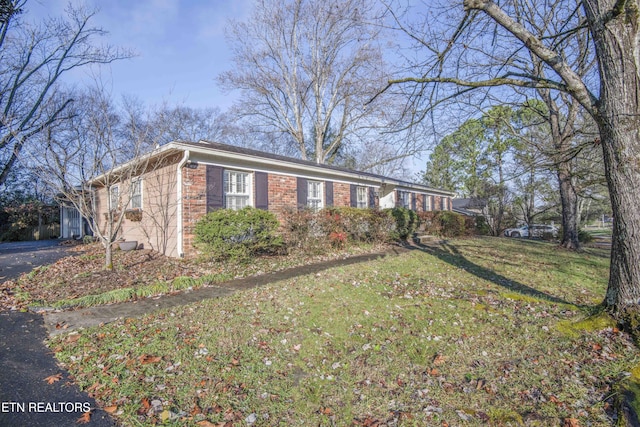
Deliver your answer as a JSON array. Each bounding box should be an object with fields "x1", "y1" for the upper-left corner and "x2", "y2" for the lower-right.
[{"x1": 0, "y1": 223, "x2": 60, "y2": 241}]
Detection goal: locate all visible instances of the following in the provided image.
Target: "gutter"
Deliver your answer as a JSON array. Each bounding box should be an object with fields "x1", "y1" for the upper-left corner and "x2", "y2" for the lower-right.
[{"x1": 176, "y1": 150, "x2": 190, "y2": 257}]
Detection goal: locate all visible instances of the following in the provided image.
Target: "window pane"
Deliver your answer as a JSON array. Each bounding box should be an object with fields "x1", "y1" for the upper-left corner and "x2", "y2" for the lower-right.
[
  {"x1": 307, "y1": 181, "x2": 323, "y2": 210},
  {"x1": 224, "y1": 170, "x2": 251, "y2": 210},
  {"x1": 131, "y1": 180, "x2": 142, "y2": 209},
  {"x1": 110, "y1": 186, "x2": 119, "y2": 210},
  {"x1": 357, "y1": 187, "x2": 367, "y2": 208}
]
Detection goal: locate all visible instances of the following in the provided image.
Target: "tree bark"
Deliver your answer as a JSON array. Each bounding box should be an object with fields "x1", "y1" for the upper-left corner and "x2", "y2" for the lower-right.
[
  {"x1": 557, "y1": 163, "x2": 580, "y2": 249},
  {"x1": 583, "y1": 0, "x2": 640, "y2": 319}
]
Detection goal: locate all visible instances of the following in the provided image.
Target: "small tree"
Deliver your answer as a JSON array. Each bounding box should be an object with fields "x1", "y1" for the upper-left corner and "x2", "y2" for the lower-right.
[{"x1": 32, "y1": 87, "x2": 171, "y2": 269}]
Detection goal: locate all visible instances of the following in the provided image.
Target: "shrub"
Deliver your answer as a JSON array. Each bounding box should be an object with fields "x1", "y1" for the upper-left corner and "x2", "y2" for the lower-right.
[
  {"x1": 578, "y1": 229, "x2": 594, "y2": 243},
  {"x1": 474, "y1": 215, "x2": 491, "y2": 235},
  {"x1": 280, "y1": 207, "x2": 394, "y2": 253},
  {"x1": 437, "y1": 211, "x2": 466, "y2": 237},
  {"x1": 388, "y1": 207, "x2": 419, "y2": 240},
  {"x1": 194, "y1": 207, "x2": 281, "y2": 261},
  {"x1": 419, "y1": 211, "x2": 467, "y2": 237},
  {"x1": 280, "y1": 208, "x2": 327, "y2": 253}
]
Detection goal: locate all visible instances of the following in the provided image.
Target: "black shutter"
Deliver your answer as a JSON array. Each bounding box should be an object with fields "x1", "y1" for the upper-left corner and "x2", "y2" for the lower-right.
[
  {"x1": 368, "y1": 187, "x2": 376, "y2": 209},
  {"x1": 411, "y1": 193, "x2": 417, "y2": 211},
  {"x1": 350, "y1": 184, "x2": 357, "y2": 207},
  {"x1": 255, "y1": 172, "x2": 268, "y2": 210},
  {"x1": 206, "y1": 165, "x2": 224, "y2": 212},
  {"x1": 325, "y1": 181, "x2": 334, "y2": 207},
  {"x1": 297, "y1": 177, "x2": 308, "y2": 210},
  {"x1": 422, "y1": 194, "x2": 427, "y2": 212}
]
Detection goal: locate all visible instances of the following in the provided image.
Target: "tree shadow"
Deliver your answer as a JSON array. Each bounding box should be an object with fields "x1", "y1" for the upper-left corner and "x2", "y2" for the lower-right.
[{"x1": 411, "y1": 240, "x2": 583, "y2": 308}]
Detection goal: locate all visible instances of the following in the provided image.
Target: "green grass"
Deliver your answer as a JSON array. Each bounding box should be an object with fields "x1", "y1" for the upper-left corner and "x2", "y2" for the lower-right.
[
  {"x1": 50, "y1": 237, "x2": 638, "y2": 426},
  {"x1": 32, "y1": 273, "x2": 234, "y2": 309}
]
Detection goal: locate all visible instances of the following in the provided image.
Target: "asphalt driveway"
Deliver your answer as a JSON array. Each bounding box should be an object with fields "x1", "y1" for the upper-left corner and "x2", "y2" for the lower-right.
[{"x1": 0, "y1": 240, "x2": 71, "y2": 283}]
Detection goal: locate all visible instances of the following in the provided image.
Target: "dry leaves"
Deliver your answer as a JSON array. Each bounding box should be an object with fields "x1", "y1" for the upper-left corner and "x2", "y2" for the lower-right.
[
  {"x1": 76, "y1": 411, "x2": 91, "y2": 424},
  {"x1": 103, "y1": 405, "x2": 118, "y2": 414},
  {"x1": 138, "y1": 354, "x2": 162, "y2": 364},
  {"x1": 44, "y1": 373, "x2": 62, "y2": 384}
]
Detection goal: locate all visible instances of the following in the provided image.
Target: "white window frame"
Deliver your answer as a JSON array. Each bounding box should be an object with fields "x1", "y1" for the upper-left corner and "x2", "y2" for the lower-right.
[
  {"x1": 425, "y1": 195, "x2": 432, "y2": 211},
  {"x1": 130, "y1": 179, "x2": 143, "y2": 210},
  {"x1": 356, "y1": 186, "x2": 368, "y2": 209},
  {"x1": 307, "y1": 180, "x2": 323, "y2": 211},
  {"x1": 398, "y1": 191, "x2": 410, "y2": 209},
  {"x1": 109, "y1": 185, "x2": 119, "y2": 211},
  {"x1": 224, "y1": 170, "x2": 252, "y2": 210}
]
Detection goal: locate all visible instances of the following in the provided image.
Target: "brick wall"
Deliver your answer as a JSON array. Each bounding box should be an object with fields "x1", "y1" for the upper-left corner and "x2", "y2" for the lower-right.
[
  {"x1": 267, "y1": 173, "x2": 297, "y2": 219},
  {"x1": 182, "y1": 164, "x2": 207, "y2": 254},
  {"x1": 333, "y1": 182, "x2": 351, "y2": 207},
  {"x1": 416, "y1": 194, "x2": 425, "y2": 213}
]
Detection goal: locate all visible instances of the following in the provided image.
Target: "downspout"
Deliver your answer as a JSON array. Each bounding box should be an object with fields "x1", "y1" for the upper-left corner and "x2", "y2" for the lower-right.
[{"x1": 176, "y1": 150, "x2": 190, "y2": 257}]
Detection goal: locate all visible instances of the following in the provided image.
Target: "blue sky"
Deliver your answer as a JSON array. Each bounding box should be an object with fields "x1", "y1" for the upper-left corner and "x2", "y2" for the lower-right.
[{"x1": 28, "y1": 0, "x2": 252, "y2": 109}]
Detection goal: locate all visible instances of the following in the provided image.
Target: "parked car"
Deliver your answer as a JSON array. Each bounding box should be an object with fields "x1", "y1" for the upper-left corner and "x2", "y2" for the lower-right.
[{"x1": 504, "y1": 224, "x2": 558, "y2": 238}]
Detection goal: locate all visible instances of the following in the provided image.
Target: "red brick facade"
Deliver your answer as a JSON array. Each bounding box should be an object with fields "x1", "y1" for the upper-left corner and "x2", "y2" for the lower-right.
[
  {"x1": 417, "y1": 194, "x2": 425, "y2": 212},
  {"x1": 178, "y1": 166, "x2": 451, "y2": 257},
  {"x1": 333, "y1": 182, "x2": 351, "y2": 207},
  {"x1": 267, "y1": 173, "x2": 298, "y2": 219},
  {"x1": 182, "y1": 164, "x2": 207, "y2": 253}
]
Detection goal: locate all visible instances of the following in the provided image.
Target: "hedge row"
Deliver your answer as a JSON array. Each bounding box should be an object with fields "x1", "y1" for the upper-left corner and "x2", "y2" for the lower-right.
[{"x1": 193, "y1": 206, "x2": 478, "y2": 261}]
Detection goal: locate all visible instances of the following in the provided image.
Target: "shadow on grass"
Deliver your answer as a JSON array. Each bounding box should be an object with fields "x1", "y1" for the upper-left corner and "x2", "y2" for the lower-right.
[{"x1": 412, "y1": 239, "x2": 584, "y2": 308}]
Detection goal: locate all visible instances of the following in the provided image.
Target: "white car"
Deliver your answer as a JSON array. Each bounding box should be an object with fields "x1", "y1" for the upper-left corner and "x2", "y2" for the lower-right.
[{"x1": 504, "y1": 224, "x2": 558, "y2": 238}]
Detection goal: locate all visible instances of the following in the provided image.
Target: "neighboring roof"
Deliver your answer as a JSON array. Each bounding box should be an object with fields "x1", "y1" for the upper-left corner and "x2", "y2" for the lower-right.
[{"x1": 451, "y1": 198, "x2": 486, "y2": 209}]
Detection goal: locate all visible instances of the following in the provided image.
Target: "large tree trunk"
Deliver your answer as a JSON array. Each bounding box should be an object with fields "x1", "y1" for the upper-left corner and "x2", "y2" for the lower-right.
[
  {"x1": 557, "y1": 163, "x2": 580, "y2": 249},
  {"x1": 584, "y1": 0, "x2": 640, "y2": 323}
]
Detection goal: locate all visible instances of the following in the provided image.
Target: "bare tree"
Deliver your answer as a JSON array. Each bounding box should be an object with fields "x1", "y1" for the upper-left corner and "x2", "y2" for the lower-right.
[
  {"x1": 0, "y1": 0, "x2": 130, "y2": 187},
  {"x1": 219, "y1": 0, "x2": 416, "y2": 169},
  {"x1": 31, "y1": 87, "x2": 170, "y2": 269},
  {"x1": 383, "y1": 0, "x2": 640, "y2": 326}
]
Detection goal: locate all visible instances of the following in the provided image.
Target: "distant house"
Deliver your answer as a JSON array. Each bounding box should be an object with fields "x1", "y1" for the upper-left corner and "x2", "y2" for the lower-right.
[
  {"x1": 451, "y1": 198, "x2": 487, "y2": 216},
  {"x1": 73, "y1": 141, "x2": 454, "y2": 258}
]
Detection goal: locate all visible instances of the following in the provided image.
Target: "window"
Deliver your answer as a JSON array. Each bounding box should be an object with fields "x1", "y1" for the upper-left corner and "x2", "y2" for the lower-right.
[
  {"x1": 424, "y1": 195, "x2": 431, "y2": 211},
  {"x1": 224, "y1": 170, "x2": 251, "y2": 210},
  {"x1": 130, "y1": 179, "x2": 142, "y2": 209},
  {"x1": 398, "y1": 191, "x2": 410, "y2": 209},
  {"x1": 307, "y1": 180, "x2": 323, "y2": 210},
  {"x1": 356, "y1": 186, "x2": 368, "y2": 209},
  {"x1": 109, "y1": 185, "x2": 119, "y2": 211}
]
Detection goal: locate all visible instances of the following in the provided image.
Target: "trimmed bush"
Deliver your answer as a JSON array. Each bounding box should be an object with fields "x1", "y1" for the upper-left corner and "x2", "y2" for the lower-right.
[
  {"x1": 437, "y1": 211, "x2": 466, "y2": 237},
  {"x1": 419, "y1": 211, "x2": 468, "y2": 237},
  {"x1": 194, "y1": 207, "x2": 282, "y2": 260},
  {"x1": 280, "y1": 207, "x2": 395, "y2": 253},
  {"x1": 388, "y1": 207, "x2": 419, "y2": 240}
]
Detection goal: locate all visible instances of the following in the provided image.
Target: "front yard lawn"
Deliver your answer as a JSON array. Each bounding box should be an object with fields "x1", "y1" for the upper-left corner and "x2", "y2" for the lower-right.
[
  {"x1": 50, "y1": 237, "x2": 639, "y2": 426},
  {"x1": 1, "y1": 242, "x2": 385, "y2": 310}
]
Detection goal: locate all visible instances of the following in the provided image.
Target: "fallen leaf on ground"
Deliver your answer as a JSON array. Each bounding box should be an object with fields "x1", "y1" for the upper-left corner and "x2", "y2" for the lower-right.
[
  {"x1": 103, "y1": 405, "x2": 118, "y2": 414},
  {"x1": 44, "y1": 373, "x2": 62, "y2": 384},
  {"x1": 67, "y1": 334, "x2": 80, "y2": 343},
  {"x1": 138, "y1": 355, "x2": 162, "y2": 364},
  {"x1": 433, "y1": 354, "x2": 447, "y2": 366},
  {"x1": 77, "y1": 411, "x2": 91, "y2": 424}
]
